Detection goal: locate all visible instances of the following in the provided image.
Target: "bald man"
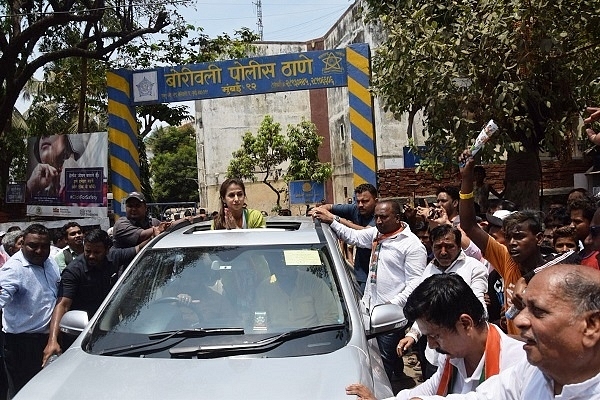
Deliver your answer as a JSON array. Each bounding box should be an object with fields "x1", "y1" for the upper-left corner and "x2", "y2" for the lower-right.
[{"x1": 406, "y1": 264, "x2": 600, "y2": 399}]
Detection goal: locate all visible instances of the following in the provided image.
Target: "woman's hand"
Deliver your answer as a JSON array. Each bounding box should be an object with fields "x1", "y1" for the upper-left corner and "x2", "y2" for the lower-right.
[{"x1": 224, "y1": 208, "x2": 239, "y2": 229}]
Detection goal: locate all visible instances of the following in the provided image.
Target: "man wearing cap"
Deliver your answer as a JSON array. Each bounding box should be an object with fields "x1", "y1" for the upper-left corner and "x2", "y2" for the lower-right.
[
  {"x1": 485, "y1": 209, "x2": 515, "y2": 246},
  {"x1": 113, "y1": 192, "x2": 168, "y2": 249}
]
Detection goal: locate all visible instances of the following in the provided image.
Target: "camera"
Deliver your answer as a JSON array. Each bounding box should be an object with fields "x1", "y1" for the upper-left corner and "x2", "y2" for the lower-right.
[{"x1": 427, "y1": 207, "x2": 442, "y2": 220}]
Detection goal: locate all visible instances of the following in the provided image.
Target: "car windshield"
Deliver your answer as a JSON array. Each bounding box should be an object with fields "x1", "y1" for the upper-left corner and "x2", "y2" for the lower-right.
[{"x1": 85, "y1": 244, "x2": 349, "y2": 358}]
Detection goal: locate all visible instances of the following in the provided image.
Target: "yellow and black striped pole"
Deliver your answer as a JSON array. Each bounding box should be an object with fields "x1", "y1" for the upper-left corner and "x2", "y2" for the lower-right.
[
  {"x1": 346, "y1": 44, "x2": 377, "y2": 188},
  {"x1": 107, "y1": 70, "x2": 140, "y2": 218}
]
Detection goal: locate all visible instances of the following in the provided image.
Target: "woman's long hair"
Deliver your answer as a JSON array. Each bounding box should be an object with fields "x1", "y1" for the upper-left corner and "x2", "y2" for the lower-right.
[{"x1": 213, "y1": 178, "x2": 246, "y2": 230}]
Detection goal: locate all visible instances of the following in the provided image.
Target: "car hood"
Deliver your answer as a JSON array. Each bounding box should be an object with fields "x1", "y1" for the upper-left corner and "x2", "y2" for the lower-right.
[{"x1": 17, "y1": 344, "x2": 392, "y2": 400}]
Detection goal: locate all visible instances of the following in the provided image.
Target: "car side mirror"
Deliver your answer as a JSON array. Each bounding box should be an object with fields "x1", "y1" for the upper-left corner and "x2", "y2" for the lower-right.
[
  {"x1": 366, "y1": 303, "x2": 406, "y2": 339},
  {"x1": 60, "y1": 310, "x2": 89, "y2": 336}
]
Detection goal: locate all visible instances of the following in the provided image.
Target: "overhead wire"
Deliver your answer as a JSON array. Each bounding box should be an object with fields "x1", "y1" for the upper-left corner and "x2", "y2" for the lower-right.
[
  {"x1": 265, "y1": 6, "x2": 348, "y2": 40},
  {"x1": 0, "y1": 1, "x2": 352, "y2": 42}
]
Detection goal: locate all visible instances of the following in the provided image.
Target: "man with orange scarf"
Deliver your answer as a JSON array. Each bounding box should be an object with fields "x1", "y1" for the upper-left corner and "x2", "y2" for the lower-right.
[{"x1": 346, "y1": 274, "x2": 524, "y2": 399}]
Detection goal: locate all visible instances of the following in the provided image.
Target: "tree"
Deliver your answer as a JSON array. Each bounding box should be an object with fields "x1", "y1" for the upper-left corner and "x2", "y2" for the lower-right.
[
  {"x1": 227, "y1": 116, "x2": 332, "y2": 210},
  {"x1": 0, "y1": 0, "x2": 187, "y2": 202},
  {"x1": 363, "y1": 0, "x2": 600, "y2": 208},
  {"x1": 17, "y1": 25, "x2": 258, "y2": 201},
  {"x1": 146, "y1": 124, "x2": 198, "y2": 203},
  {"x1": 4, "y1": 109, "x2": 28, "y2": 184},
  {"x1": 26, "y1": 59, "x2": 108, "y2": 134},
  {"x1": 0, "y1": 0, "x2": 183, "y2": 138},
  {"x1": 285, "y1": 119, "x2": 332, "y2": 183}
]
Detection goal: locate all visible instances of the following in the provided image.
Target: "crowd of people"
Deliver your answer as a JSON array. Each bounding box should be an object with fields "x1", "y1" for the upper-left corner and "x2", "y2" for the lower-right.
[
  {"x1": 313, "y1": 142, "x2": 600, "y2": 398},
  {"x1": 2, "y1": 109, "x2": 600, "y2": 399},
  {"x1": 0, "y1": 191, "x2": 173, "y2": 398},
  {"x1": 317, "y1": 107, "x2": 600, "y2": 399}
]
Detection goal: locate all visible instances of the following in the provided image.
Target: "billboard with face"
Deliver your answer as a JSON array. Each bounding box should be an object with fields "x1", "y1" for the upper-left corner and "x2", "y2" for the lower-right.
[{"x1": 25, "y1": 132, "x2": 108, "y2": 218}]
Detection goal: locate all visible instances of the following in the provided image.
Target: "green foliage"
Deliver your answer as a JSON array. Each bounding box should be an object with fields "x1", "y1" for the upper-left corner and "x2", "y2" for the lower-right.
[
  {"x1": 363, "y1": 0, "x2": 600, "y2": 177},
  {"x1": 118, "y1": 27, "x2": 259, "y2": 138},
  {"x1": 227, "y1": 116, "x2": 288, "y2": 208},
  {"x1": 227, "y1": 116, "x2": 332, "y2": 209},
  {"x1": 0, "y1": 0, "x2": 176, "y2": 138},
  {"x1": 285, "y1": 119, "x2": 332, "y2": 183},
  {"x1": 30, "y1": 58, "x2": 108, "y2": 134},
  {"x1": 119, "y1": 27, "x2": 259, "y2": 69},
  {"x1": 0, "y1": 0, "x2": 177, "y2": 201},
  {"x1": 147, "y1": 124, "x2": 198, "y2": 202},
  {"x1": 1, "y1": 121, "x2": 27, "y2": 187}
]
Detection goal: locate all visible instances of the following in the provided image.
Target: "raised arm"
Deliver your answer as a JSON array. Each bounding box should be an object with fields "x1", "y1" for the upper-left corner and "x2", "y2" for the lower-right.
[{"x1": 458, "y1": 150, "x2": 491, "y2": 253}]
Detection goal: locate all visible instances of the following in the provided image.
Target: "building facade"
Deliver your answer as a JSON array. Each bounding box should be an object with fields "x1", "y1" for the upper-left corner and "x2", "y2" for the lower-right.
[{"x1": 193, "y1": 0, "x2": 590, "y2": 215}]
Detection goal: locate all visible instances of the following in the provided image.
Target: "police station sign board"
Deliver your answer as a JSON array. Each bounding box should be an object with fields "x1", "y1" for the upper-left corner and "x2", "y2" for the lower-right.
[{"x1": 131, "y1": 49, "x2": 348, "y2": 104}]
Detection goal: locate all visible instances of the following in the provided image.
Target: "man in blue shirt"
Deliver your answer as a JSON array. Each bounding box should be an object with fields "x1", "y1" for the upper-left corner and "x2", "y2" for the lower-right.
[
  {"x1": 0, "y1": 224, "x2": 60, "y2": 397},
  {"x1": 310, "y1": 183, "x2": 378, "y2": 292}
]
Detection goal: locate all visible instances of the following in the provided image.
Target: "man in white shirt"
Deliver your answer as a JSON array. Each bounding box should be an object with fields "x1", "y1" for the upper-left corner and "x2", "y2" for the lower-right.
[
  {"x1": 398, "y1": 224, "x2": 490, "y2": 379},
  {"x1": 403, "y1": 263, "x2": 600, "y2": 400},
  {"x1": 313, "y1": 200, "x2": 427, "y2": 382},
  {"x1": 346, "y1": 274, "x2": 524, "y2": 400}
]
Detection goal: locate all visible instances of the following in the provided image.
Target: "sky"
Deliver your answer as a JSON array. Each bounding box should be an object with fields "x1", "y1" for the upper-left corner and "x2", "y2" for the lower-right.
[{"x1": 186, "y1": 1, "x2": 354, "y2": 41}]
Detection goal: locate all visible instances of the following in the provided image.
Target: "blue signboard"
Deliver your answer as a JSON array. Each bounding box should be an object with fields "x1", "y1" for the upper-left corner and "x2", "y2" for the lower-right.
[
  {"x1": 5, "y1": 183, "x2": 25, "y2": 204},
  {"x1": 403, "y1": 146, "x2": 428, "y2": 168},
  {"x1": 64, "y1": 168, "x2": 104, "y2": 204},
  {"x1": 289, "y1": 180, "x2": 326, "y2": 205},
  {"x1": 130, "y1": 49, "x2": 348, "y2": 104}
]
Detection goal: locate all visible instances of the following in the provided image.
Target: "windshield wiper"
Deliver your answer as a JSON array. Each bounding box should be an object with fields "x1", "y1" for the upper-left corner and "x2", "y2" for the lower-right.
[
  {"x1": 149, "y1": 327, "x2": 244, "y2": 340},
  {"x1": 169, "y1": 323, "x2": 345, "y2": 358},
  {"x1": 98, "y1": 327, "x2": 244, "y2": 356}
]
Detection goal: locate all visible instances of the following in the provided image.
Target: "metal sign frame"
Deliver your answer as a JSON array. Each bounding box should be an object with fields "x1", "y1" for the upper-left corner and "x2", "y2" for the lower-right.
[{"x1": 107, "y1": 43, "x2": 376, "y2": 216}]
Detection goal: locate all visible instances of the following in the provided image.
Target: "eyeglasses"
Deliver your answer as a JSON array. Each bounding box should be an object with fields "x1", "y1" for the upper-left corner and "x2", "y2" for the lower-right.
[{"x1": 590, "y1": 225, "x2": 600, "y2": 237}]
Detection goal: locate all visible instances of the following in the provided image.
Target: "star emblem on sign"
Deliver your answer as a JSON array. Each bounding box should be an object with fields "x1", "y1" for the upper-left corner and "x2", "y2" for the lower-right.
[
  {"x1": 136, "y1": 77, "x2": 154, "y2": 97},
  {"x1": 319, "y1": 52, "x2": 344, "y2": 74}
]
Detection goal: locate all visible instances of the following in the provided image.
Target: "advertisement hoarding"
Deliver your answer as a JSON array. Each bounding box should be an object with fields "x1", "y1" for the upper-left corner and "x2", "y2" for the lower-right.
[{"x1": 25, "y1": 132, "x2": 108, "y2": 218}]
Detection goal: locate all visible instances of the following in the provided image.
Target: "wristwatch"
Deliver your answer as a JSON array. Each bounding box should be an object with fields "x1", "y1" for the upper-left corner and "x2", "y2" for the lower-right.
[{"x1": 334, "y1": 215, "x2": 341, "y2": 223}]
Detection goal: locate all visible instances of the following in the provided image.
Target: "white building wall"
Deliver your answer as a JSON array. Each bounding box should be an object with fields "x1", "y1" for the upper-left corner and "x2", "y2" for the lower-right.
[
  {"x1": 322, "y1": 0, "x2": 427, "y2": 203},
  {"x1": 195, "y1": 43, "x2": 313, "y2": 214}
]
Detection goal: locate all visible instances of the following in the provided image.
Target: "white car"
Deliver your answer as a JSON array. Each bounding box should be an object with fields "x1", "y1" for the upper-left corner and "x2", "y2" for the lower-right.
[{"x1": 17, "y1": 217, "x2": 405, "y2": 399}]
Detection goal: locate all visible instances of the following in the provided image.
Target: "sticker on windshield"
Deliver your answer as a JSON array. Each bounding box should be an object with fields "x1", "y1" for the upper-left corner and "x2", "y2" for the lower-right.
[{"x1": 283, "y1": 250, "x2": 321, "y2": 266}]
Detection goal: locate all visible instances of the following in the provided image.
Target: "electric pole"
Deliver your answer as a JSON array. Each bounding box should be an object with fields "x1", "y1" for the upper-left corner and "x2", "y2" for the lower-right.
[{"x1": 254, "y1": 0, "x2": 263, "y2": 40}]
